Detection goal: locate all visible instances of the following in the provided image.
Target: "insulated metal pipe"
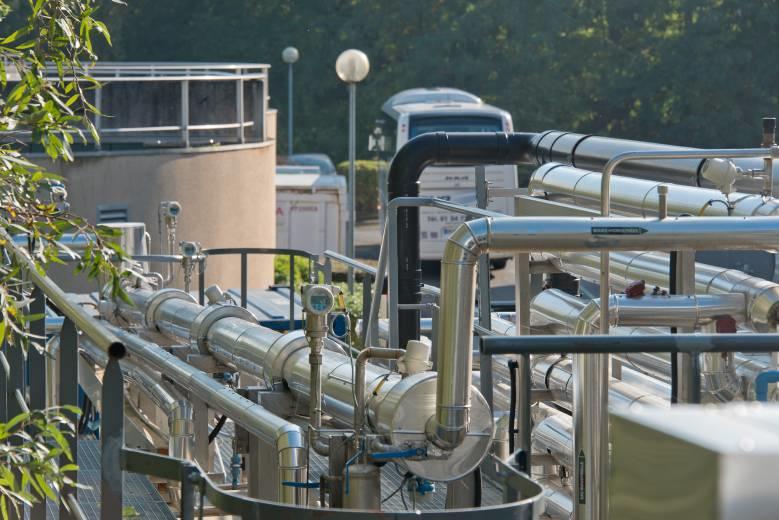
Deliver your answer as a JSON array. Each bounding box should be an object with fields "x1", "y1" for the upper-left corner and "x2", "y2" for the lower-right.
[
  {"x1": 103, "y1": 324, "x2": 307, "y2": 505},
  {"x1": 354, "y1": 348, "x2": 405, "y2": 435},
  {"x1": 530, "y1": 163, "x2": 779, "y2": 217},
  {"x1": 532, "y1": 130, "x2": 770, "y2": 192},
  {"x1": 387, "y1": 131, "x2": 536, "y2": 348},
  {"x1": 434, "y1": 214, "x2": 779, "y2": 520},
  {"x1": 81, "y1": 339, "x2": 195, "y2": 460},
  {"x1": 113, "y1": 289, "x2": 494, "y2": 482},
  {"x1": 574, "y1": 293, "x2": 746, "y2": 334},
  {"x1": 546, "y1": 251, "x2": 779, "y2": 331}
]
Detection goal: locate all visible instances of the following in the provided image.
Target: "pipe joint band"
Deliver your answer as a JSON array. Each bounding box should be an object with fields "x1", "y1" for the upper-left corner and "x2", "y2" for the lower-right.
[
  {"x1": 144, "y1": 288, "x2": 197, "y2": 329},
  {"x1": 189, "y1": 304, "x2": 257, "y2": 354}
]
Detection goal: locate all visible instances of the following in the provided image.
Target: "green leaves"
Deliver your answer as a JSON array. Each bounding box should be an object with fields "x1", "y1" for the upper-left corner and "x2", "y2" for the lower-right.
[
  {"x1": 0, "y1": 407, "x2": 80, "y2": 518},
  {"x1": 0, "y1": 1, "x2": 127, "y2": 515}
]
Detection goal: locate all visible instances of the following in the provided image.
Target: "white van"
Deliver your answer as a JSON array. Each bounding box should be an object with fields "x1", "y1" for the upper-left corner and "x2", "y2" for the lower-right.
[{"x1": 382, "y1": 88, "x2": 517, "y2": 265}]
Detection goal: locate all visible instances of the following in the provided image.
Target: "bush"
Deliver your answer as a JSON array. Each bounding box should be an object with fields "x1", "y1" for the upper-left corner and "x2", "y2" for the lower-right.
[
  {"x1": 273, "y1": 255, "x2": 312, "y2": 292},
  {"x1": 336, "y1": 160, "x2": 388, "y2": 222}
]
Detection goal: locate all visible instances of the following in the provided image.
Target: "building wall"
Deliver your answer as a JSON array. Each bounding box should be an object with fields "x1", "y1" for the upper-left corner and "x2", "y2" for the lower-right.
[{"x1": 40, "y1": 139, "x2": 276, "y2": 294}]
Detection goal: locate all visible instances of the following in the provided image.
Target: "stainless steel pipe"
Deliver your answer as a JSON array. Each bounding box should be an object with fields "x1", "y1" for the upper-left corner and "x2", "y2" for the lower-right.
[
  {"x1": 546, "y1": 251, "x2": 779, "y2": 331},
  {"x1": 81, "y1": 339, "x2": 195, "y2": 460},
  {"x1": 102, "y1": 324, "x2": 307, "y2": 505},
  {"x1": 530, "y1": 163, "x2": 779, "y2": 218},
  {"x1": 434, "y1": 214, "x2": 779, "y2": 520}
]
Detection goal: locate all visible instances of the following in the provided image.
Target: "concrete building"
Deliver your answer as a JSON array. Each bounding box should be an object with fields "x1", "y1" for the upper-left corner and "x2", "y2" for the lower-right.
[{"x1": 32, "y1": 63, "x2": 277, "y2": 291}]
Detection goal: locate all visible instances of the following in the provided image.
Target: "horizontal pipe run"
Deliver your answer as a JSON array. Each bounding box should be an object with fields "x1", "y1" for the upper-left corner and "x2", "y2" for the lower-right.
[
  {"x1": 481, "y1": 334, "x2": 779, "y2": 356},
  {"x1": 434, "y1": 214, "x2": 779, "y2": 451},
  {"x1": 530, "y1": 163, "x2": 779, "y2": 218},
  {"x1": 103, "y1": 324, "x2": 307, "y2": 505}
]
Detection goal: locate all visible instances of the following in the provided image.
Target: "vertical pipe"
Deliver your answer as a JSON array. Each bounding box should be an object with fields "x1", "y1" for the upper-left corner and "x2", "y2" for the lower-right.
[
  {"x1": 675, "y1": 250, "x2": 697, "y2": 403},
  {"x1": 514, "y1": 197, "x2": 533, "y2": 467},
  {"x1": 100, "y1": 357, "x2": 124, "y2": 520},
  {"x1": 657, "y1": 185, "x2": 669, "y2": 219},
  {"x1": 347, "y1": 83, "x2": 357, "y2": 291},
  {"x1": 288, "y1": 63, "x2": 294, "y2": 154},
  {"x1": 476, "y1": 166, "x2": 494, "y2": 411}
]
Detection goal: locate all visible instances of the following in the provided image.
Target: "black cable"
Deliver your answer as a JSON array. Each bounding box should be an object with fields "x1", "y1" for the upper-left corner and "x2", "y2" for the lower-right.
[
  {"x1": 208, "y1": 414, "x2": 228, "y2": 444},
  {"x1": 381, "y1": 473, "x2": 412, "y2": 504},
  {"x1": 473, "y1": 467, "x2": 482, "y2": 507},
  {"x1": 669, "y1": 250, "x2": 678, "y2": 404},
  {"x1": 507, "y1": 360, "x2": 519, "y2": 453}
]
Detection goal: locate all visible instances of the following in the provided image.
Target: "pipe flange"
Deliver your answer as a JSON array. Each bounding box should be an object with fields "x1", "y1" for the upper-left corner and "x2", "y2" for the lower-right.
[
  {"x1": 189, "y1": 304, "x2": 257, "y2": 354},
  {"x1": 144, "y1": 289, "x2": 197, "y2": 329}
]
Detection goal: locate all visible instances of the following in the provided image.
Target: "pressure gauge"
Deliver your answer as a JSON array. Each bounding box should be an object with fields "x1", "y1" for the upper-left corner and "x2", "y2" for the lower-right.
[{"x1": 303, "y1": 285, "x2": 335, "y2": 316}]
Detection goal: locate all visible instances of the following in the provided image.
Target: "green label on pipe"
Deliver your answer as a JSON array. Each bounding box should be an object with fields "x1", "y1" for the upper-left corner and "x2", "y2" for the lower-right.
[{"x1": 591, "y1": 226, "x2": 648, "y2": 235}]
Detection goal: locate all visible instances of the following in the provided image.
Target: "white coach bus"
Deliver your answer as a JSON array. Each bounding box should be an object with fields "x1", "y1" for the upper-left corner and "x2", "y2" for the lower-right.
[{"x1": 382, "y1": 88, "x2": 517, "y2": 266}]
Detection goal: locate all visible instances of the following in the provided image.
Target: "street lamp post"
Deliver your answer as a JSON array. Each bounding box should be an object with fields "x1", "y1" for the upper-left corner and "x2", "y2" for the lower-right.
[
  {"x1": 282, "y1": 46, "x2": 299, "y2": 155},
  {"x1": 335, "y1": 49, "x2": 370, "y2": 291}
]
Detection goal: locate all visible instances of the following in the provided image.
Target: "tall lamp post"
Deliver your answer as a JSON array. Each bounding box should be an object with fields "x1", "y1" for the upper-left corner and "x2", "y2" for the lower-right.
[
  {"x1": 335, "y1": 49, "x2": 370, "y2": 291},
  {"x1": 282, "y1": 46, "x2": 299, "y2": 155}
]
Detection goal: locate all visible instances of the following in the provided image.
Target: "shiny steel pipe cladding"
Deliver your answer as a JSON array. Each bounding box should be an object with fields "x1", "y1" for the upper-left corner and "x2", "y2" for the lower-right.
[
  {"x1": 102, "y1": 324, "x2": 308, "y2": 505},
  {"x1": 529, "y1": 163, "x2": 779, "y2": 218},
  {"x1": 111, "y1": 288, "x2": 493, "y2": 482},
  {"x1": 433, "y1": 214, "x2": 779, "y2": 520}
]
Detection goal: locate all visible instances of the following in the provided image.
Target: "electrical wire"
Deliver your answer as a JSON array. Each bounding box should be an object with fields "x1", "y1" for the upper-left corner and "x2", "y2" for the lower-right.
[{"x1": 208, "y1": 414, "x2": 228, "y2": 444}]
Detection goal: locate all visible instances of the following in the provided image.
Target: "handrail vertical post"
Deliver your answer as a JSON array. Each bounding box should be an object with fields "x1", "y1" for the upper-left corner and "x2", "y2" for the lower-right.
[
  {"x1": 29, "y1": 287, "x2": 47, "y2": 520},
  {"x1": 288, "y1": 254, "x2": 295, "y2": 331},
  {"x1": 59, "y1": 318, "x2": 79, "y2": 519},
  {"x1": 360, "y1": 274, "x2": 373, "y2": 347},
  {"x1": 240, "y1": 253, "x2": 248, "y2": 309},
  {"x1": 101, "y1": 356, "x2": 124, "y2": 520},
  {"x1": 180, "y1": 463, "x2": 198, "y2": 520},
  {"x1": 198, "y1": 256, "x2": 206, "y2": 306}
]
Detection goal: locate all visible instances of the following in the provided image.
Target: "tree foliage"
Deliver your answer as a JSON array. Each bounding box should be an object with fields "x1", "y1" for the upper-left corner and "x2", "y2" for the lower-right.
[
  {"x1": 96, "y1": 0, "x2": 779, "y2": 163},
  {"x1": 0, "y1": 0, "x2": 127, "y2": 515}
]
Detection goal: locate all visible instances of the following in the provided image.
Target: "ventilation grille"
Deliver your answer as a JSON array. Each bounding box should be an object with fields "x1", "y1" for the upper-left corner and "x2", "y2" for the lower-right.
[{"x1": 97, "y1": 204, "x2": 129, "y2": 223}]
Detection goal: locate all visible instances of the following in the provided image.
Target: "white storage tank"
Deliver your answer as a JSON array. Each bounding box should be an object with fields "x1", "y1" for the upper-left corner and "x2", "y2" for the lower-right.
[{"x1": 275, "y1": 173, "x2": 346, "y2": 254}]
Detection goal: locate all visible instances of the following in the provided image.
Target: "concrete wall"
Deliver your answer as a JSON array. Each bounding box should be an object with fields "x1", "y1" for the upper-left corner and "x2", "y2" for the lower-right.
[{"x1": 41, "y1": 140, "x2": 276, "y2": 293}]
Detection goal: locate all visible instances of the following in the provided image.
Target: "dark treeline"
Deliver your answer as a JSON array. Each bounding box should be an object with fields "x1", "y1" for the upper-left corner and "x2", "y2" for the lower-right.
[{"x1": 96, "y1": 0, "x2": 779, "y2": 163}]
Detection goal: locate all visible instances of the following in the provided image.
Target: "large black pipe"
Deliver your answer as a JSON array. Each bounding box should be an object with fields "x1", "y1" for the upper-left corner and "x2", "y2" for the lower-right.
[
  {"x1": 388, "y1": 131, "x2": 536, "y2": 348},
  {"x1": 533, "y1": 130, "x2": 767, "y2": 192}
]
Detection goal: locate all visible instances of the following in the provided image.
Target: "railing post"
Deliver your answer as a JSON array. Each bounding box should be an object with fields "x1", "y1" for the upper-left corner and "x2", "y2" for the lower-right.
[
  {"x1": 359, "y1": 274, "x2": 373, "y2": 347},
  {"x1": 240, "y1": 253, "x2": 248, "y2": 309},
  {"x1": 29, "y1": 287, "x2": 47, "y2": 520},
  {"x1": 101, "y1": 354, "x2": 125, "y2": 520},
  {"x1": 7, "y1": 305, "x2": 25, "y2": 520},
  {"x1": 180, "y1": 463, "x2": 199, "y2": 520},
  {"x1": 198, "y1": 257, "x2": 206, "y2": 306},
  {"x1": 181, "y1": 77, "x2": 190, "y2": 148},
  {"x1": 236, "y1": 76, "x2": 245, "y2": 144},
  {"x1": 59, "y1": 318, "x2": 79, "y2": 519},
  {"x1": 288, "y1": 254, "x2": 295, "y2": 331}
]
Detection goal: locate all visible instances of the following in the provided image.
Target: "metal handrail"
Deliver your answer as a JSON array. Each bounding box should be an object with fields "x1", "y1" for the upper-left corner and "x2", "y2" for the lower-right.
[
  {"x1": 1, "y1": 227, "x2": 126, "y2": 519},
  {"x1": 0, "y1": 228, "x2": 123, "y2": 354},
  {"x1": 198, "y1": 247, "x2": 320, "y2": 331}
]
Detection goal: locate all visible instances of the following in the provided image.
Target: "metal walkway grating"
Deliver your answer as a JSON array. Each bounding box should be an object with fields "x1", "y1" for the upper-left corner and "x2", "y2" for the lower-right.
[{"x1": 26, "y1": 440, "x2": 175, "y2": 519}]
